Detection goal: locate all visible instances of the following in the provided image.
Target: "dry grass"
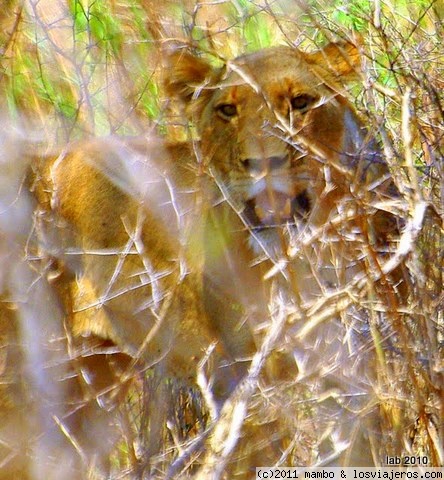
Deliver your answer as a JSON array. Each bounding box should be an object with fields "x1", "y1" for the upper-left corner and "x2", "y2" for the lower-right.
[{"x1": 0, "y1": 1, "x2": 442, "y2": 478}]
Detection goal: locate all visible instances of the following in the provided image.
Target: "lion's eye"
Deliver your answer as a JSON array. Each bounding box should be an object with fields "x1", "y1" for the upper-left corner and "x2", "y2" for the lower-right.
[
  {"x1": 216, "y1": 103, "x2": 237, "y2": 119},
  {"x1": 290, "y1": 94, "x2": 316, "y2": 112}
]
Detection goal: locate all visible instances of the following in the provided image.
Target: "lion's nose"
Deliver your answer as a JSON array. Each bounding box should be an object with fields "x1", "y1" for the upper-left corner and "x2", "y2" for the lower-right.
[{"x1": 242, "y1": 155, "x2": 289, "y2": 175}]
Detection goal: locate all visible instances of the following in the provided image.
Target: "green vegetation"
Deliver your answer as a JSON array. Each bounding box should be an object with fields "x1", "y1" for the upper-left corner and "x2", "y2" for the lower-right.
[{"x1": 0, "y1": 0, "x2": 442, "y2": 477}]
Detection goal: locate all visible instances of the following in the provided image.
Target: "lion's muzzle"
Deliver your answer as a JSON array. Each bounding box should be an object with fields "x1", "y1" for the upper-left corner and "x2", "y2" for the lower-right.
[{"x1": 244, "y1": 188, "x2": 311, "y2": 228}]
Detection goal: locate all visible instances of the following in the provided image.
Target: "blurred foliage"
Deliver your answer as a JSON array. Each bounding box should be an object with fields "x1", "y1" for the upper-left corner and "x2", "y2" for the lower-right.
[
  {"x1": 0, "y1": 0, "x2": 442, "y2": 476},
  {"x1": 1, "y1": 0, "x2": 441, "y2": 145}
]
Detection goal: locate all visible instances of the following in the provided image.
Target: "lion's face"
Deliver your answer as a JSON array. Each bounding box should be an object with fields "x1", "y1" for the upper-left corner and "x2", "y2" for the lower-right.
[
  {"x1": 199, "y1": 47, "x2": 346, "y2": 229},
  {"x1": 167, "y1": 43, "x2": 389, "y2": 252}
]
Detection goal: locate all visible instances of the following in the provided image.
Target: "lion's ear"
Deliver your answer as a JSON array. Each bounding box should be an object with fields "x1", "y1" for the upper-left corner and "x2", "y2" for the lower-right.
[
  {"x1": 164, "y1": 51, "x2": 218, "y2": 104},
  {"x1": 305, "y1": 41, "x2": 361, "y2": 78}
]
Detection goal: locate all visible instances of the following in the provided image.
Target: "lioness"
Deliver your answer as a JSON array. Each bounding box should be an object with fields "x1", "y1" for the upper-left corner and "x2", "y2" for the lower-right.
[
  {"x1": 165, "y1": 42, "x2": 399, "y2": 276},
  {"x1": 0, "y1": 41, "x2": 402, "y2": 478}
]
